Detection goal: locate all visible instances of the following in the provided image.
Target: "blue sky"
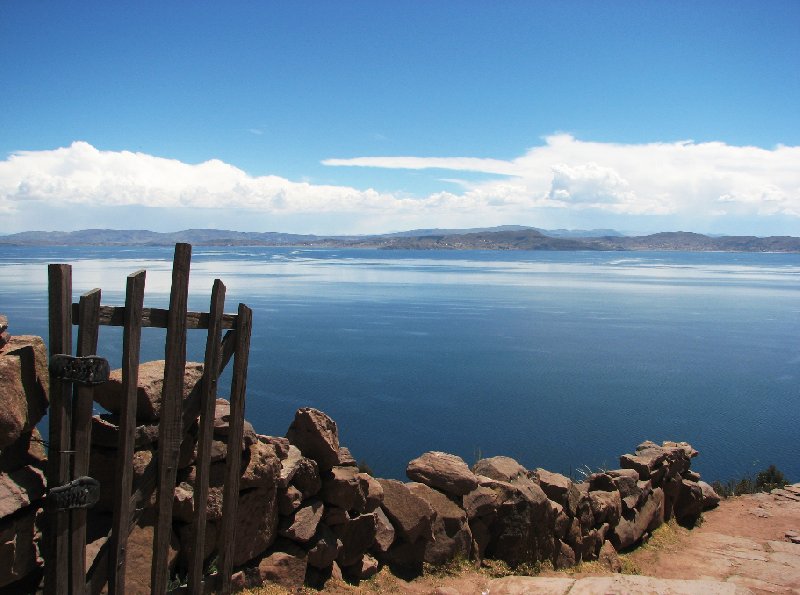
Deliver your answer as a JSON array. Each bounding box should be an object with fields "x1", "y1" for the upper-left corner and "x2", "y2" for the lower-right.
[{"x1": 1, "y1": 2, "x2": 798, "y2": 235}]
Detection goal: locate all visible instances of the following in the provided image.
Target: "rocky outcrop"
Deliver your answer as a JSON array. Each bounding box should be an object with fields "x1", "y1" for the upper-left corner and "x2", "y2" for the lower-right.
[
  {"x1": 0, "y1": 335, "x2": 49, "y2": 449},
  {"x1": 286, "y1": 408, "x2": 340, "y2": 471},
  {"x1": 0, "y1": 321, "x2": 47, "y2": 590}
]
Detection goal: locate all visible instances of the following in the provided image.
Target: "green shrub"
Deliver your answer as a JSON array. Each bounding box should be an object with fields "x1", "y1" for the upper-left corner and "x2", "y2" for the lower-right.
[
  {"x1": 755, "y1": 464, "x2": 788, "y2": 492},
  {"x1": 711, "y1": 464, "x2": 789, "y2": 497}
]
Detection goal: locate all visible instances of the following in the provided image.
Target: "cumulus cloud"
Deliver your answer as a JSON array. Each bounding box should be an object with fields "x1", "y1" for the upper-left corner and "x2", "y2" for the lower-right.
[
  {"x1": 1, "y1": 136, "x2": 798, "y2": 233},
  {"x1": 326, "y1": 134, "x2": 800, "y2": 219},
  {"x1": 0, "y1": 141, "x2": 404, "y2": 214}
]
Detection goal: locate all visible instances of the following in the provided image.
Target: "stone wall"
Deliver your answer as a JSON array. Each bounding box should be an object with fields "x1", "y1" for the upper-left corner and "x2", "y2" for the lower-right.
[
  {"x1": 0, "y1": 315, "x2": 49, "y2": 591},
  {"x1": 0, "y1": 316, "x2": 722, "y2": 591},
  {"x1": 219, "y1": 407, "x2": 721, "y2": 591}
]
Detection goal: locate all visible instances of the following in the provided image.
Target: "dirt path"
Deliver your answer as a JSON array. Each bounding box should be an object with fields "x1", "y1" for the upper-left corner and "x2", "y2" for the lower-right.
[{"x1": 618, "y1": 485, "x2": 800, "y2": 593}]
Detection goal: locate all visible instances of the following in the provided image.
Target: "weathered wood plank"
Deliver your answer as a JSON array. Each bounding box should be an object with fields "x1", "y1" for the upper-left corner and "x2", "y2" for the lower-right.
[
  {"x1": 187, "y1": 280, "x2": 226, "y2": 594},
  {"x1": 45, "y1": 264, "x2": 72, "y2": 595},
  {"x1": 71, "y1": 288, "x2": 102, "y2": 595},
  {"x1": 86, "y1": 327, "x2": 237, "y2": 592},
  {"x1": 151, "y1": 243, "x2": 192, "y2": 594},
  {"x1": 72, "y1": 304, "x2": 236, "y2": 330},
  {"x1": 218, "y1": 304, "x2": 253, "y2": 594},
  {"x1": 108, "y1": 270, "x2": 146, "y2": 595}
]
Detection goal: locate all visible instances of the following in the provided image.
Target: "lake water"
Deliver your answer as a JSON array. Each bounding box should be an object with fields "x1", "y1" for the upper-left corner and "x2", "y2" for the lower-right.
[{"x1": 1, "y1": 245, "x2": 798, "y2": 484}]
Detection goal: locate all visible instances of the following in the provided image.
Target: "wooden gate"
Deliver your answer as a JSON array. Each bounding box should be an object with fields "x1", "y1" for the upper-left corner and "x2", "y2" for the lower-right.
[{"x1": 44, "y1": 243, "x2": 253, "y2": 594}]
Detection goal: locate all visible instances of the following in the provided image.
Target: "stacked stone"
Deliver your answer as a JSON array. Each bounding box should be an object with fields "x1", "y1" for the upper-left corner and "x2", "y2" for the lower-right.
[
  {"x1": 528, "y1": 439, "x2": 722, "y2": 568},
  {"x1": 0, "y1": 319, "x2": 49, "y2": 590},
  {"x1": 231, "y1": 407, "x2": 386, "y2": 590},
  {"x1": 618, "y1": 440, "x2": 721, "y2": 530},
  {"x1": 85, "y1": 380, "x2": 723, "y2": 591},
  {"x1": 89, "y1": 360, "x2": 283, "y2": 593}
]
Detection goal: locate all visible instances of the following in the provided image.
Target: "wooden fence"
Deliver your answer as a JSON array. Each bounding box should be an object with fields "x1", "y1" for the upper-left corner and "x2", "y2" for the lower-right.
[{"x1": 44, "y1": 243, "x2": 253, "y2": 594}]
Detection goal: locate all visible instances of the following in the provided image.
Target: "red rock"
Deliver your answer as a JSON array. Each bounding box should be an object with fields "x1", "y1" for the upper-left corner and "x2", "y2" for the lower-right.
[
  {"x1": 320, "y1": 466, "x2": 366, "y2": 512},
  {"x1": 473, "y1": 456, "x2": 528, "y2": 483},
  {"x1": 232, "y1": 485, "x2": 279, "y2": 566},
  {"x1": 475, "y1": 472, "x2": 555, "y2": 567},
  {"x1": 608, "y1": 469, "x2": 643, "y2": 511},
  {"x1": 407, "y1": 482, "x2": 472, "y2": 565},
  {"x1": 674, "y1": 479, "x2": 703, "y2": 527},
  {"x1": 377, "y1": 479, "x2": 434, "y2": 544},
  {"x1": 292, "y1": 456, "x2": 321, "y2": 499},
  {"x1": 407, "y1": 451, "x2": 479, "y2": 497},
  {"x1": 599, "y1": 540, "x2": 622, "y2": 572},
  {"x1": 373, "y1": 507, "x2": 396, "y2": 553},
  {"x1": 611, "y1": 487, "x2": 664, "y2": 550},
  {"x1": 0, "y1": 506, "x2": 41, "y2": 588},
  {"x1": 279, "y1": 498, "x2": 324, "y2": 544},
  {"x1": 463, "y1": 485, "x2": 498, "y2": 519},
  {"x1": 337, "y1": 446, "x2": 357, "y2": 467},
  {"x1": 279, "y1": 445, "x2": 303, "y2": 487},
  {"x1": 118, "y1": 518, "x2": 179, "y2": 594},
  {"x1": 89, "y1": 447, "x2": 153, "y2": 512},
  {"x1": 360, "y1": 472, "x2": 384, "y2": 511},
  {"x1": 0, "y1": 429, "x2": 46, "y2": 475},
  {"x1": 344, "y1": 553, "x2": 379, "y2": 580},
  {"x1": 0, "y1": 336, "x2": 49, "y2": 449},
  {"x1": 286, "y1": 408, "x2": 340, "y2": 471},
  {"x1": 589, "y1": 489, "x2": 622, "y2": 527},
  {"x1": 333, "y1": 512, "x2": 377, "y2": 567},
  {"x1": 698, "y1": 480, "x2": 721, "y2": 510},
  {"x1": 258, "y1": 435, "x2": 290, "y2": 460},
  {"x1": 94, "y1": 360, "x2": 204, "y2": 423},
  {"x1": 554, "y1": 539, "x2": 576, "y2": 569},
  {"x1": 277, "y1": 485, "x2": 303, "y2": 516},
  {"x1": 256, "y1": 542, "x2": 307, "y2": 590},
  {"x1": 534, "y1": 468, "x2": 580, "y2": 515},
  {"x1": 307, "y1": 523, "x2": 343, "y2": 569},
  {"x1": 240, "y1": 440, "x2": 281, "y2": 489}
]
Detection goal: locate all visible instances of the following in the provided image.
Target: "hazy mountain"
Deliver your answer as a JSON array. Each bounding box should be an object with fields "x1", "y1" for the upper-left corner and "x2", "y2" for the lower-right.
[{"x1": 1, "y1": 227, "x2": 798, "y2": 252}]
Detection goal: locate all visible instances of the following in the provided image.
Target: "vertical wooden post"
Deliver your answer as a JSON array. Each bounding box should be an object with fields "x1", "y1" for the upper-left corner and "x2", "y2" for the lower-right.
[
  {"x1": 217, "y1": 303, "x2": 253, "y2": 594},
  {"x1": 71, "y1": 288, "x2": 102, "y2": 595},
  {"x1": 45, "y1": 264, "x2": 72, "y2": 595},
  {"x1": 151, "y1": 244, "x2": 191, "y2": 594},
  {"x1": 187, "y1": 280, "x2": 226, "y2": 594},
  {"x1": 108, "y1": 270, "x2": 146, "y2": 595}
]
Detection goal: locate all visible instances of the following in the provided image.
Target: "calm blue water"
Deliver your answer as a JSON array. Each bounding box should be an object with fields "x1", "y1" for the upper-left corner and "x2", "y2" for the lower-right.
[{"x1": 1, "y1": 245, "x2": 798, "y2": 484}]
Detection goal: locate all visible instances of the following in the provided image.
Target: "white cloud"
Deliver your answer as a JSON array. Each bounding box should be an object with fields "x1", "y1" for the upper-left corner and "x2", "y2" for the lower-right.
[
  {"x1": 326, "y1": 134, "x2": 800, "y2": 220},
  {"x1": 0, "y1": 141, "x2": 402, "y2": 214},
  {"x1": 1, "y1": 136, "x2": 798, "y2": 234}
]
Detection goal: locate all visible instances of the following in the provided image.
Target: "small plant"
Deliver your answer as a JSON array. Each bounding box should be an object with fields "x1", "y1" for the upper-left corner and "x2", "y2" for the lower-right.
[
  {"x1": 618, "y1": 555, "x2": 641, "y2": 575},
  {"x1": 423, "y1": 554, "x2": 473, "y2": 578},
  {"x1": 711, "y1": 464, "x2": 790, "y2": 497},
  {"x1": 573, "y1": 463, "x2": 609, "y2": 481},
  {"x1": 166, "y1": 572, "x2": 187, "y2": 592},
  {"x1": 473, "y1": 446, "x2": 483, "y2": 466},
  {"x1": 479, "y1": 558, "x2": 513, "y2": 578},
  {"x1": 756, "y1": 464, "x2": 788, "y2": 492}
]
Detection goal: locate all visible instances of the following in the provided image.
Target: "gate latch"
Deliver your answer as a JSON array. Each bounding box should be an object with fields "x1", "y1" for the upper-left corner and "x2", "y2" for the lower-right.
[
  {"x1": 49, "y1": 354, "x2": 110, "y2": 386},
  {"x1": 48, "y1": 476, "x2": 101, "y2": 511}
]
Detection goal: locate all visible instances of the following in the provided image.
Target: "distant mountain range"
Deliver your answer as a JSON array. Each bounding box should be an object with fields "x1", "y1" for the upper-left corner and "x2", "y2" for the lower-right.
[{"x1": 1, "y1": 227, "x2": 799, "y2": 252}]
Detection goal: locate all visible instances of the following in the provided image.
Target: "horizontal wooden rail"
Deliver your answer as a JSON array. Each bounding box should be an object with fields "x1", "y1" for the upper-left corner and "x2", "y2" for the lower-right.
[{"x1": 71, "y1": 304, "x2": 238, "y2": 330}]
